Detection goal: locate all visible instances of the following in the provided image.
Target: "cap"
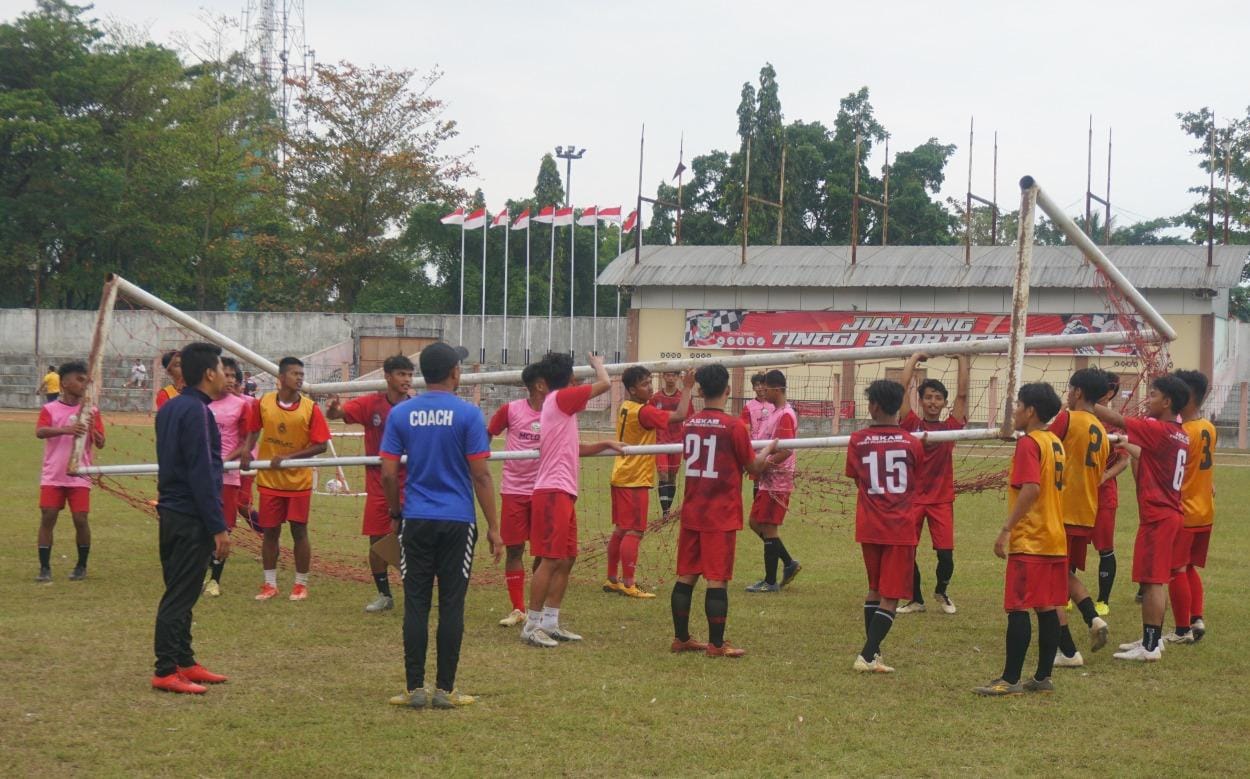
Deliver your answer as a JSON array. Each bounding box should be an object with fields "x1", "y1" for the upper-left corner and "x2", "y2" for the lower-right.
[{"x1": 419, "y1": 342, "x2": 469, "y2": 381}]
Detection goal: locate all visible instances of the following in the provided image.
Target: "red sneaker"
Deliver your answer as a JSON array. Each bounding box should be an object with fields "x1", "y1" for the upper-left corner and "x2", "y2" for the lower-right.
[
  {"x1": 151, "y1": 673, "x2": 207, "y2": 695},
  {"x1": 255, "y1": 583, "x2": 279, "y2": 601},
  {"x1": 705, "y1": 641, "x2": 746, "y2": 658},
  {"x1": 671, "y1": 636, "x2": 709, "y2": 653},
  {"x1": 289, "y1": 583, "x2": 308, "y2": 601},
  {"x1": 177, "y1": 664, "x2": 228, "y2": 684}
]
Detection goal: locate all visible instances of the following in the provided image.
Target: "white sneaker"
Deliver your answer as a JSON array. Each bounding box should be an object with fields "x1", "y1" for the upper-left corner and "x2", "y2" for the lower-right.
[
  {"x1": 935, "y1": 593, "x2": 957, "y2": 614},
  {"x1": 498, "y1": 608, "x2": 526, "y2": 627},
  {"x1": 203, "y1": 580, "x2": 220, "y2": 597},
  {"x1": 1113, "y1": 643, "x2": 1162, "y2": 662},
  {"x1": 896, "y1": 600, "x2": 926, "y2": 614},
  {"x1": 1117, "y1": 639, "x2": 1167, "y2": 652},
  {"x1": 521, "y1": 625, "x2": 558, "y2": 648},
  {"x1": 1161, "y1": 631, "x2": 1195, "y2": 645},
  {"x1": 365, "y1": 594, "x2": 394, "y2": 613},
  {"x1": 1053, "y1": 649, "x2": 1085, "y2": 668},
  {"x1": 852, "y1": 654, "x2": 895, "y2": 673},
  {"x1": 546, "y1": 625, "x2": 583, "y2": 642},
  {"x1": 1088, "y1": 616, "x2": 1109, "y2": 652}
]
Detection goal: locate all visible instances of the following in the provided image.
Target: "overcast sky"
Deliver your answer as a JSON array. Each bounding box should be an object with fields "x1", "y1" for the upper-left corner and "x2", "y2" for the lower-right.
[{"x1": 6, "y1": 0, "x2": 1248, "y2": 229}]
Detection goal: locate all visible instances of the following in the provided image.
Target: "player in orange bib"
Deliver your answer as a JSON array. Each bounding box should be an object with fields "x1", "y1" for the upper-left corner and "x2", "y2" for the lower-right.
[
  {"x1": 975, "y1": 383, "x2": 1066, "y2": 696},
  {"x1": 1166, "y1": 370, "x2": 1216, "y2": 644},
  {"x1": 244, "y1": 357, "x2": 331, "y2": 601},
  {"x1": 155, "y1": 350, "x2": 184, "y2": 409}
]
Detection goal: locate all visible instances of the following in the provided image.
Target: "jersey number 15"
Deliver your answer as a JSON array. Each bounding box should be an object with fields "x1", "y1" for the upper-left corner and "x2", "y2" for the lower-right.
[{"x1": 861, "y1": 449, "x2": 908, "y2": 495}]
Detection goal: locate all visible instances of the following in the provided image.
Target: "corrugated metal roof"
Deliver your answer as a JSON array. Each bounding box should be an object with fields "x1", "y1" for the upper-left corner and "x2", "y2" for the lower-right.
[{"x1": 597, "y1": 245, "x2": 1247, "y2": 289}]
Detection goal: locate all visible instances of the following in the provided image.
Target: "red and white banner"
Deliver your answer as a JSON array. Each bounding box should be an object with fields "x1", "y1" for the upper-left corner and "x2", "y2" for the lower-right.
[
  {"x1": 491, "y1": 208, "x2": 509, "y2": 228},
  {"x1": 622, "y1": 210, "x2": 638, "y2": 233},
  {"x1": 511, "y1": 208, "x2": 530, "y2": 230},
  {"x1": 598, "y1": 206, "x2": 622, "y2": 223},
  {"x1": 440, "y1": 207, "x2": 465, "y2": 225},
  {"x1": 463, "y1": 208, "x2": 487, "y2": 229},
  {"x1": 684, "y1": 310, "x2": 1140, "y2": 355},
  {"x1": 553, "y1": 206, "x2": 575, "y2": 226},
  {"x1": 577, "y1": 206, "x2": 598, "y2": 226},
  {"x1": 532, "y1": 205, "x2": 555, "y2": 224}
]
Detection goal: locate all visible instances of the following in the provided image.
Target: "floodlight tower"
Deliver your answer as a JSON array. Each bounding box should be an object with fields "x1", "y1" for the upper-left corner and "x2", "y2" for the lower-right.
[{"x1": 243, "y1": 0, "x2": 315, "y2": 156}]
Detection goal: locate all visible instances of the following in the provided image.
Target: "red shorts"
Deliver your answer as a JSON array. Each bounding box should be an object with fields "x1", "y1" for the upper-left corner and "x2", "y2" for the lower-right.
[
  {"x1": 916, "y1": 502, "x2": 954, "y2": 550},
  {"x1": 1132, "y1": 515, "x2": 1182, "y2": 584},
  {"x1": 749, "y1": 490, "x2": 790, "y2": 526},
  {"x1": 238, "y1": 474, "x2": 254, "y2": 507},
  {"x1": 221, "y1": 484, "x2": 238, "y2": 531},
  {"x1": 530, "y1": 489, "x2": 578, "y2": 560},
  {"x1": 1004, "y1": 554, "x2": 1068, "y2": 612},
  {"x1": 1093, "y1": 503, "x2": 1116, "y2": 550},
  {"x1": 611, "y1": 486, "x2": 650, "y2": 532},
  {"x1": 656, "y1": 452, "x2": 682, "y2": 476},
  {"x1": 39, "y1": 485, "x2": 90, "y2": 514},
  {"x1": 676, "y1": 527, "x2": 737, "y2": 582},
  {"x1": 861, "y1": 543, "x2": 917, "y2": 600},
  {"x1": 362, "y1": 491, "x2": 393, "y2": 537},
  {"x1": 257, "y1": 489, "x2": 312, "y2": 528},
  {"x1": 500, "y1": 493, "x2": 531, "y2": 547},
  {"x1": 1064, "y1": 526, "x2": 1094, "y2": 571},
  {"x1": 1183, "y1": 527, "x2": 1212, "y2": 568}
]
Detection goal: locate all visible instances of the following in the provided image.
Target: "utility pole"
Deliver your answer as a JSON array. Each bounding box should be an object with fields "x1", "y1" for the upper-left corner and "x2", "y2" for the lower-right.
[{"x1": 555, "y1": 144, "x2": 586, "y2": 206}]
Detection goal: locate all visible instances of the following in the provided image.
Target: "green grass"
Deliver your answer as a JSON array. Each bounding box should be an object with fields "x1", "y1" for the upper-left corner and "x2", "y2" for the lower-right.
[{"x1": 3, "y1": 413, "x2": 1249, "y2": 777}]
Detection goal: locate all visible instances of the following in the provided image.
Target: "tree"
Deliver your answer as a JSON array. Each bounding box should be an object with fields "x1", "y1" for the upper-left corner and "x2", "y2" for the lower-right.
[{"x1": 1175, "y1": 107, "x2": 1249, "y2": 248}]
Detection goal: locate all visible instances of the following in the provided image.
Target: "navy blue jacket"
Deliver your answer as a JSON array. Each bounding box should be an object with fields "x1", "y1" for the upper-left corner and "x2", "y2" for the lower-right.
[{"x1": 155, "y1": 387, "x2": 226, "y2": 534}]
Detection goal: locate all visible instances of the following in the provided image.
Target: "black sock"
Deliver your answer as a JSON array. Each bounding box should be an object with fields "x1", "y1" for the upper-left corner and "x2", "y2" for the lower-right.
[
  {"x1": 935, "y1": 550, "x2": 953, "y2": 595},
  {"x1": 671, "y1": 581, "x2": 694, "y2": 642},
  {"x1": 658, "y1": 484, "x2": 676, "y2": 514},
  {"x1": 1097, "y1": 550, "x2": 1116, "y2": 602},
  {"x1": 210, "y1": 558, "x2": 225, "y2": 582},
  {"x1": 911, "y1": 563, "x2": 924, "y2": 604},
  {"x1": 860, "y1": 609, "x2": 894, "y2": 662},
  {"x1": 705, "y1": 587, "x2": 728, "y2": 647},
  {"x1": 1175, "y1": 625, "x2": 1190, "y2": 636},
  {"x1": 774, "y1": 538, "x2": 794, "y2": 566},
  {"x1": 1143, "y1": 624, "x2": 1162, "y2": 652},
  {"x1": 1076, "y1": 597, "x2": 1098, "y2": 627},
  {"x1": 1191, "y1": 614, "x2": 1203, "y2": 624},
  {"x1": 38, "y1": 546, "x2": 51, "y2": 569},
  {"x1": 76, "y1": 545, "x2": 90, "y2": 568},
  {"x1": 864, "y1": 600, "x2": 880, "y2": 638},
  {"x1": 1003, "y1": 611, "x2": 1031, "y2": 685},
  {"x1": 1035, "y1": 610, "x2": 1060, "y2": 680},
  {"x1": 762, "y1": 538, "x2": 780, "y2": 584},
  {"x1": 373, "y1": 571, "x2": 391, "y2": 597},
  {"x1": 1058, "y1": 624, "x2": 1078, "y2": 657}
]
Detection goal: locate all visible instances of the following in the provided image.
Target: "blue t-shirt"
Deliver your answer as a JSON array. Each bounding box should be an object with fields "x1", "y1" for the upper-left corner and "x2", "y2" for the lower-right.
[{"x1": 380, "y1": 391, "x2": 490, "y2": 523}]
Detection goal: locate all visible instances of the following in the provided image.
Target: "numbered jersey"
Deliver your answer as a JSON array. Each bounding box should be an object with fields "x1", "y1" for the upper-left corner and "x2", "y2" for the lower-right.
[
  {"x1": 1007, "y1": 430, "x2": 1067, "y2": 556},
  {"x1": 1124, "y1": 415, "x2": 1188, "y2": 524},
  {"x1": 650, "y1": 390, "x2": 683, "y2": 444},
  {"x1": 611, "y1": 399, "x2": 671, "y2": 487},
  {"x1": 1181, "y1": 418, "x2": 1216, "y2": 527},
  {"x1": 1050, "y1": 409, "x2": 1110, "y2": 529},
  {"x1": 679, "y1": 409, "x2": 757, "y2": 532},
  {"x1": 845, "y1": 425, "x2": 926, "y2": 545}
]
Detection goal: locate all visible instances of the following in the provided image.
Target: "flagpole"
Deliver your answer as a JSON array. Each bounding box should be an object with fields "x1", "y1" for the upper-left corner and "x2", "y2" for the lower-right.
[
  {"x1": 569, "y1": 215, "x2": 576, "y2": 358},
  {"x1": 592, "y1": 216, "x2": 599, "y2": 355},
  {"x1": 479, "y1": 215, "x2": 487, "y2": 364},
  {"x1": 524, "y1": 219, "x2": 531, "y2": 364},
  {"x1": 501, "y1": 216, "x2": 510, "y2": 365},
  {"x1": 458, "y1": 222, "x2": 466, "y2": 343},
  {"x1": 615, "y1": 222, "x2": 622, "y2": 363},
  {"x1": 547, "y1": 219, "x2": 555, "y2": 354}
]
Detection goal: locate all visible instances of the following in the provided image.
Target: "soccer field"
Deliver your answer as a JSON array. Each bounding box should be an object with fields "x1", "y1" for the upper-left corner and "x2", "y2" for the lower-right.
[{"x1": 3, "y1": 413, "x2": 1249, "y2": 777}]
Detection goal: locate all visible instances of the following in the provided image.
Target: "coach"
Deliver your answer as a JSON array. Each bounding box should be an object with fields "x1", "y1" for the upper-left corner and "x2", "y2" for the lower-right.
[
  {"x1": 151, "y1": 342, "x2": 232, "y2": 695},
  {"x1": 380, "y1": 342, "x2": 502, "y2": 710}
]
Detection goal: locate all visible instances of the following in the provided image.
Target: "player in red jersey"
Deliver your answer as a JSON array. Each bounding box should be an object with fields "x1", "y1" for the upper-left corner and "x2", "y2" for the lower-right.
[
  {"x1": 650, "y1": 370, "x2": 683, "y2": 517},
  {"x1": 896, "y1": 353, "x2": 968, "y2": 615},
  {"x1": 1165, "y1": 370, "x2": 1216, "y2": 644},
  {"x1": 669, "y1": 364, "x2": 775, "y2": 658},
  {"x1": 1093, "y1": 374, "x2": 1129, "y2": 614},
  {"x1": 846, "y1": 379, "x2": 927, "y2": 673},
  {"x1": 1095, "y1": 375, "x2": 1191, "y2": 662},
  {"x1": 326, "y1": 355, "x2": 414, "y2": 613}
]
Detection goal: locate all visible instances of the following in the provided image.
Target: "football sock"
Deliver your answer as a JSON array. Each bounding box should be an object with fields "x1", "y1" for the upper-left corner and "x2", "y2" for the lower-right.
[
  {"x1": 1168, "y1": 570, "x2": 1191, "y2": 634},
  {"x1": 1187, "y1": 565, "x2": 1204, "y2": 619},
  {"x1": 1058, "y1": 625, "x2": 1078, "y2": 658},
  {"x1": 541, "y1": 606, "x2": 560, "y2": 631},
  {"x1": 76, "y1": 544, "x2": 90, "y2": 568},
  {"x1": 294, "y1": 572, "x2": 308, "y2": 587},
  {"x1": 1003, "y1": 611, "x2": 1031, "y2": 685},
  {"x1": 505, "y1": 570, "x2": 526, "y2": 611},
  {"x1": 706, "y1": 588, "x2": 728, "y2": 648},
  {"x1": 774, "y1": 538, "x2": 793, "y2": 566},
  {"x1": 264, "y1": 569, "x2": 277, "y2": 587},
  {"x1": 620, "y1": 533, "x2": 641, "y2": 586},
  {"x1": 1142, "y1": 624, "x2": 1162, "y2": 652},
  {"x1": 910, "y1": 563, "x2": 924, "y2": 604},
  {"x1": 211, "y1": 559, "x2": 225, "y2": 583},
  {"x1": 1097, "y1": 550, "x2": 1116, "y2": 602},
  {"x1": 38, "y1": 545, "x2": 51, "y2": 569},
  {"x1": 525, "y1": 609, "x2": 542, "y2": 630},
  {"x1": 606, "y1": 529, "x2": 624, "y2": 581},
  {"x1": 860, "y1": 609, "x2": 895, "y2": 662},
  {"x1": 658, "y1": 484, "x2": 676, "y2": 514},
  {"x1": 935, "y1": 550, "x2": 954, "y2": 595},
  {"x1": 1035, "y1": 610, "x2": 1060, "y2": 680},
  {"x1": 1076, "y1": 597, "x2": 1098, "y2": 627},
  {"x1": 671, "y1": 581, "x2": 694, "y2": 642},
  {"x1": 762, "y1": 538, "x2": 780, "y2": 585},
  {"x1": 863, "y1": 600, "x2": 880, "y2": 637},
  {"x1": 373, "y1": 571, "x2": 391, "y2": 597}
]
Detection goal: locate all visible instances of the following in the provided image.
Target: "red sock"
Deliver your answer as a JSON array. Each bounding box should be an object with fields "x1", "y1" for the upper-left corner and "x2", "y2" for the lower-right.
[
  {"x1": 607, "y1": 530, "x2": 624, "y2": 581},
  {"x1": 1168, "y1": 569, "x2": 1191, "y2": 631},
  {"x1": 1187, "y1": 566, "x2": 1204, "y2": 619},
  {"x1": 505, "y1": 569, "x2": 525, "y2": 611},
  {"x1": 620, "y1": 533, "x2": 641, "y2": 586}
]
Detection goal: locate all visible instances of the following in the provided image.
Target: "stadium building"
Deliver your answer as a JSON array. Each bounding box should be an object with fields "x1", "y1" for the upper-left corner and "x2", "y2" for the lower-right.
[{"x1": 599, "y1": 244, "x2": 1249, "y2": 432}]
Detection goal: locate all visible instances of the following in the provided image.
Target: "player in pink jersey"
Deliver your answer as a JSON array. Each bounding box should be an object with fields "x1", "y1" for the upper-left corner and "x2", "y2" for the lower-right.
[
  {"x1": 35, "y1": 361, "x2": 106, "y2": 583},
  {"x1": 739, "y1": 373, "x2": 771, "y2": 498},
  {"x1": 486, "y1": 363, "x2": 547, "y2": 627},
  {"x1": 521, "y1": 352, "x2": 623, "y2": 648},
  {"x1": 745, "y1": 370, "x2": 801, "y2": 593},
  {"x1": 202, "y1": 357, "x2": 253, "y2": 596}
]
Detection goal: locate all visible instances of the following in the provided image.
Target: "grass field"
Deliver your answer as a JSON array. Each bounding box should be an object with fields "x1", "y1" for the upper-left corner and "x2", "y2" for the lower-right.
[{"x1": 2, "y1": 411, "x2": 1249, "y2": 777}]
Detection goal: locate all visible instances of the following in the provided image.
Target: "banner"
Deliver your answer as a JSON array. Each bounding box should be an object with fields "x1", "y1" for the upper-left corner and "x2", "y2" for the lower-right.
[{"x1": 683, "y1": 310, "x2": 1139, "y2": 355}]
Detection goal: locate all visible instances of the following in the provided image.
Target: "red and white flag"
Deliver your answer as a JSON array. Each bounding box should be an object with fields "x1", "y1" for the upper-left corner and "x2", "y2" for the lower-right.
[
  {"x1": 532, "y1": 205, "x2": 556, "y2": 224},
  {"x1": 622, "y1": 210, "x2": 639, "y2": 233},
  {"x1": 553, "y1": 207, "x2": 574, "y2": 227},
  {"x1": 511, "y1": 208, "x2": 530, "y2": 230},
  {"x1": 491, "y1": 208, "x2": 509, "y2": 228},
  {"x1": 440, "y1": 207, "x2": 465, "y2": 225},
  {"x1": 463, "y1": 208, "x2": 487, "y2": 230},
  {"x1": 597, "y1": 206, "x2": 622, "y2": 224},
  {"x1": 576, "y1": 206, "x2": 598, "y2": 227}
]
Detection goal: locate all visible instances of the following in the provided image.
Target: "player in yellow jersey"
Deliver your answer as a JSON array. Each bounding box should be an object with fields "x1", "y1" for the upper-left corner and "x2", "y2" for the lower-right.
[
  {"x1": 244, "y1": 357, "x2": 331, "y2": 601},
  {"x1": 606, "y1": 366, "x2": 693, "y2": 598},
  {"x1": 975, "y1": 383, "x2": 1067, "y2": 696},
  {"x1": 155, "y1": 350, "x2": 184, "y2": 409},
  {"x1": 1047, "y1": 369, "x2": 1112, "y2": 667},
  {"x1": 1166, "y1": 370, "x2": 1216, "y2": 644}
]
